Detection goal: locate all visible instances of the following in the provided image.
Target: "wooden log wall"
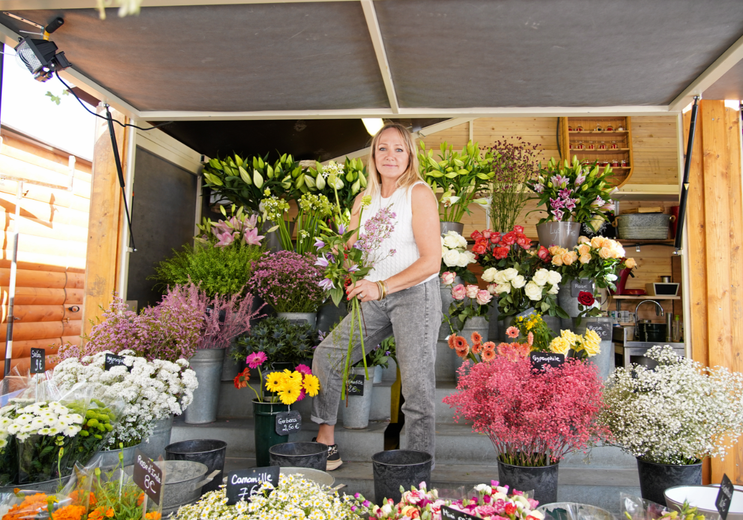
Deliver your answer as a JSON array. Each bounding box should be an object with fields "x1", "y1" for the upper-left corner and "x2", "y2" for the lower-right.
[
  {"x1": 0, "y1": 128, "x2": 90, "y2": 377},
  {"x1": 684, "y1": 100, "x2": 743, "y2": 485}
]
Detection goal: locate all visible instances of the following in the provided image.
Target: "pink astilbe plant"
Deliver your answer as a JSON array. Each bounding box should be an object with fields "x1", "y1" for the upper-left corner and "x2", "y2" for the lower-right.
[{"x1": 443, "y1": 354, "x2": 608, "y2": 467}]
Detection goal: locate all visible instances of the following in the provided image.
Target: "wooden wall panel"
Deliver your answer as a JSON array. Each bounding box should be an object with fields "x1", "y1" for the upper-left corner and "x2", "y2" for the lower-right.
[
  {"x1": 630, "y1": 117, "x2": 680, "y2": 185},
  {"x1": 0, "y1": 128, "x2": 91, "y2": 378}
]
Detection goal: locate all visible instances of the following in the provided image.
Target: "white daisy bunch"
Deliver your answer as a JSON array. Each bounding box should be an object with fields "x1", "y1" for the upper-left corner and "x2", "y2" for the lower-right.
[
  {"x1": 601, "y1": 345, "x2": 743, "y2": 464},
  {"x1": 2, "y1": 400, "x2": 83, "y2": 442},
  {"x1": 52, "y1": 350, "x2": 198, "y2": 447},
  {"x1": 173, "y1": 474, "x2": 372, "y2": 520}
]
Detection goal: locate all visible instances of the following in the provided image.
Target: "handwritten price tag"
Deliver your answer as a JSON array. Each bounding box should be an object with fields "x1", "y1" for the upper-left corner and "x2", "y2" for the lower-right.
[
  {"x1": 346, "y1": 374, "x2": 365, "y2": 396},
  {"x1": 716, "y1": 473, "x2": 734, "y2": 520},
  {"x1": 133, "y1": 449, "x2": 162, "y2": 505},
  {"x1": 587, "y1": 321, "x2": 612, "y2": 340},
  {"x1": 441, "y1": 506, "x2": 479, "y2": 520},
  {"x1": 30, "y1": 348, "x2": 45, "y2": 374},
  {"x1": 105, "y1": 353, "x2": 128, "y2": 371},
  {"x1": 530, "y1": 352, "x2": 565, "y2": 371},
  {"x1": 226, "y1": 467, "x2": 279, "y2": 505},
  {"x1": 275, "y1": 411, "x2": 302, "y2": 436}
]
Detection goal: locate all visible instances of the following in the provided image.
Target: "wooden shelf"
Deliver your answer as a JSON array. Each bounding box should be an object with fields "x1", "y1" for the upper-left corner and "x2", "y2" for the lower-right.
[
  {"x1": 568, "y1": 130, "x2": 629, "y2": 135},
  {"x1": 617, "y1": 239, "x2": 674, "y2": 245},
  {"x1": 570, "y1": 148, "x2": 630, "y2": 152},
  {"x1": 611, "y1": 295, "x2": 680, "y2": 300}
]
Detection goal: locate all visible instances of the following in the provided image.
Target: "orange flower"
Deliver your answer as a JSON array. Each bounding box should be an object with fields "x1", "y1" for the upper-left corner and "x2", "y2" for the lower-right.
[
  {"x1": 234, "y1": 367, "x2": 250, "y2": 389},
  {"x1": 51, "y1": 504, "x2": 87, "y2": 520},
  {"x1": 471, "y1": 341, "x2": 483, "y2": 354},
  {"x1": 481, "y1": 349, "x2": 496, "y2": 362},
  {"x1": 88, "y1": 506, "x2": 103, "y2": 520},
  {"x1": 137, "y1": 493, "x2": 145, "y2": 506},
  {"x1": 5, "y1": 494, "x2": 49, "y2": 520},
  {"x1": 454, "y1": 344, "x2": 469, "y2": 359},
  {"x1": 105, "y1": 508, "x2": 115, "y2": 518},
  {"x1": 453, "y1": 335, "x2": 467, "y2": 350},
  {"x1": 145, "y1": 512, "x2": 162, "y2": 520},
  {"x1": 470, "y1": 331, "x2": 482, "y2": 345},
  {"x1": 68, "y1": 490, "x2": 96, "y2": 507},
  {"x1": 482, "y1": 341, "x2": 496, "y2": 353}
]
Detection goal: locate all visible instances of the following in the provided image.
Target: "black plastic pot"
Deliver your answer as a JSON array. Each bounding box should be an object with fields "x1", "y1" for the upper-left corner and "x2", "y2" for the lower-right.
[
  {"x1": 372, "y1": 450, "x2": 432, "y2": 505},
  {"x1": 269, "y1": 442, "x2": 327, "y2": 470},
  {"x1": 165, "y1": 439, "x2": 227, "y2": 494},
  {"x1": 497, "y1": 459, "x2": 559, "y2": 505},
  {"x1": 636, "y1": 458, "x2": 702, "y2": 505}
]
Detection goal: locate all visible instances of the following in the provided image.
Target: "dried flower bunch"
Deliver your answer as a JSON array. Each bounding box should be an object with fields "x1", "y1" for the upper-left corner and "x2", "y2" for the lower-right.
[
  {"x1": 444, "y1": 354, "x2": 607, "y2": 467},
  {"x1": 601, "y1": 345, "x2": 743, "y2": 465}
]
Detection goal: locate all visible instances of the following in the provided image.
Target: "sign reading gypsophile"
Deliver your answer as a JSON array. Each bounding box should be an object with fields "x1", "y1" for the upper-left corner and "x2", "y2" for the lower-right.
[{"x1": 530, "y1": 352, "x2": 565, "y2": 371}]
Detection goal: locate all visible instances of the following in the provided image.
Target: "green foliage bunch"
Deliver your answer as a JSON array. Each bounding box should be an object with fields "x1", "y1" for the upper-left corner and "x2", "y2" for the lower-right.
[{"x1": 232, "y1": 316, "x2": 319, "y2": 367}]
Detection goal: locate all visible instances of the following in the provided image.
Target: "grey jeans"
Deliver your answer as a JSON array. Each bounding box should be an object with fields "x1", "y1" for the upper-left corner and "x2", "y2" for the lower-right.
[{"x1": 311, "y1": 276, "x2": 442, "y2": 459}]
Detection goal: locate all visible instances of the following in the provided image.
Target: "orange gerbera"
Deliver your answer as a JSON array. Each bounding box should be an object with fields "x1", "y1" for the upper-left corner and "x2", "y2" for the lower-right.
[
  {"x1": 471, "y1": 341, "x2": 483, "y2": 354},
  {"x1": 233, "y1": 367, "x2": 250, "y2": 389},
  {"x1": 454, "y1": 344, "x2": 470, "y2": 359},
  {"x1": 448, "y1": 334, "x2": 468, "y2": 350},
  {"x1": 481, "y1": 349, "x2": 496, "y2": 362},
  {"x1": 470, "y1": 331, "x2": 482, "y2": 345}
]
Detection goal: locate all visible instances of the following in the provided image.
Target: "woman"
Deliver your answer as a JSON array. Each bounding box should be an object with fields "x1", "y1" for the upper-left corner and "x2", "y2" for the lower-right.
[{"x1": 311, "y1": 122, "x2": 442, "y2": 470}]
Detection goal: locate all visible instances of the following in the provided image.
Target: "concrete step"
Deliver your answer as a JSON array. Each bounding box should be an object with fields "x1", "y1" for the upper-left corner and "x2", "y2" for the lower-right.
[{"x1": 171, "y1": 416, "x2": 388, "y2": 462}]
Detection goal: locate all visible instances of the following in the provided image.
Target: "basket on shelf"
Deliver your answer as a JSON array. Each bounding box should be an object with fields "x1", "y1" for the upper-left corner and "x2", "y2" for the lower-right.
[{"x1": 615, "y1": 213, "x2": 673, "y2": 240}]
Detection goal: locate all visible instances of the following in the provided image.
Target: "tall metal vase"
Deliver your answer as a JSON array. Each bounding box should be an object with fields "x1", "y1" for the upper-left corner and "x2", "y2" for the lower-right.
[
  {"x1": 184, "y1": 348, "x2": 225, "y2": 424},
  {"x1": 572, "y1": 316, "x2": 615, "y2": 380},
  {"x1": 537, "y1": 221, "x2": 581, "y2": 249},
  {"x1": 253, "y1": 399, "x2": 290, "y2": 467}
]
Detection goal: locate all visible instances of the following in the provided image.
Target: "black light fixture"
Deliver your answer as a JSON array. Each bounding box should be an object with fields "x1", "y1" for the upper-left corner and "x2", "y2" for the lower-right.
[{"x1": 14, "y1": 37, "x2": 70, "y2": 82}]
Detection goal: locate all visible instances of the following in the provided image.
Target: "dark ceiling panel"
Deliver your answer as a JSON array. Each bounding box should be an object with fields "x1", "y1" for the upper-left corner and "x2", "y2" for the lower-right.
[
  {"x1": 375, "y1": 0, "x2": 743, "y2": 108},
  {"x1": 2, "y1": 3, "x2": 389, "y2": 112}
]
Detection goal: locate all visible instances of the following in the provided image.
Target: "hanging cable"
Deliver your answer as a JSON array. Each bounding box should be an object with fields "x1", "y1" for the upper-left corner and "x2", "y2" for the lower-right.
[
  {"x1": 674, "y1": 96, "x2": 699, "y2": 252},
  {"x1": 105, "y1": 104, "x2": 136, "y2": 252}
]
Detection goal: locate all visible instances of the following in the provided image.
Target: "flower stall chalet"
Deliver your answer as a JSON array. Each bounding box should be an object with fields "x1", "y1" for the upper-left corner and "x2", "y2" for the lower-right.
[{"x1": 3, "y1": 2, "x2": 743, "y2": 517}]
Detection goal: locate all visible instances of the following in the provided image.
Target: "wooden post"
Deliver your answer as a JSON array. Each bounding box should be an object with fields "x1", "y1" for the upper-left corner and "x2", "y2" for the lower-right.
[
  {"x1": 82, "y1": 105, "x2": 127, "y2": 336},
  {"x1": 685, "y1": 99, "x2": 743, "y2": 484}
]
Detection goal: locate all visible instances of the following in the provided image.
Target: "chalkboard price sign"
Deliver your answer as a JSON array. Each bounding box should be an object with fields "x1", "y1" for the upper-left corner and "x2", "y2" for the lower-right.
[
  {"x1": 346, "y1": 374, "x2": 365, "y2": 396},
  {"x1": 571, "y1": 279, "x2": 595, "y2": 297},
  {"x1": 275, "y1": 410, "x2": 302, "y2": 436},
  {"x1": 105, "y1": 353, "x2": 128, "y2": 371},
  {"x1": 30, "y1": 348, "x2": 45, "y2": 374},
  {"x1": 716, "y1": 473, "x2": 734, "y2": 520},
  {"x1": 133, "y1": 449, "x2": 162, "y2": 505},
  {"x1": 586, "y1": 321, "x2": 612, "y2": 340},
  {"x1": 530, "y1": 352, "x2": 565, "y2": 371},
  {"x1": 226, "y1": 467, "x2": 280, "y2": 505},
  {"x1": 441, "y1": 506, "x2": 479, "y2": 520}
]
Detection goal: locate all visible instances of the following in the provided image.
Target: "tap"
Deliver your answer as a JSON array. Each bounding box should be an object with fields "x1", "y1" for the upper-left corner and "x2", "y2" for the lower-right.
[{"x1": 634, "y1": 300, "x2": 665, "y2": 324}]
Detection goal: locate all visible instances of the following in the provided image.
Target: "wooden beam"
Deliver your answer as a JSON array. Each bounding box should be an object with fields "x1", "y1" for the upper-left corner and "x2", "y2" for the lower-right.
[
  {"x1": 360, "y1": 0, "x2": 399, "y2": 114},
  {"x1": 0, "y1": 0, "x2": 357, "y2": 8},
  {"x1": 82, "y1": 105, "x2": 127, "y2": 336},
  {"x1": 685, "y1": 100, "x2": 743, "y2": 485}
]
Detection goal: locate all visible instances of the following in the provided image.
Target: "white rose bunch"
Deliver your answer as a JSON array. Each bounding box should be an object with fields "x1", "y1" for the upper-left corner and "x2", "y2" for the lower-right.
[
  {"x1": 441, "y1": 231, "x2": 477, "y2": 271},
  {"x1": 52, "y1": 350, "x2": 198, "y2": 447}
]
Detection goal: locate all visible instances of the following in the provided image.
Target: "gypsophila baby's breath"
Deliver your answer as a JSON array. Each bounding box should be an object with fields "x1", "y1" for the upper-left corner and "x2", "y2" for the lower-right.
[{"x1": 600, "y1": 345, "x2": 743, "y2": 464}]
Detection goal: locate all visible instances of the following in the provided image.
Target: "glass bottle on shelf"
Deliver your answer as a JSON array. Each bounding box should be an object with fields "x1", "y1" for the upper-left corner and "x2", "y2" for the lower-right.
[
  {"x1": 595, "y1": 123, "x2": 603, "y2": 132},
  {"x1": 610, "y1": 140, "x2": 618, "y2": 149}
]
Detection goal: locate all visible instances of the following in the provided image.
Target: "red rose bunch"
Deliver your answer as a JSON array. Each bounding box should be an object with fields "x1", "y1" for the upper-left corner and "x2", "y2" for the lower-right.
[{"x1": 470, "y1": 226, "x2": 536, "y2": 270}]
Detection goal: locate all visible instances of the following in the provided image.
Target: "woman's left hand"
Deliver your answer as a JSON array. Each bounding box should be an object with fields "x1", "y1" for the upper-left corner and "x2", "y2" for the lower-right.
[{"x1": 347, "y1": 280, "x2": 380, "y2": 302}]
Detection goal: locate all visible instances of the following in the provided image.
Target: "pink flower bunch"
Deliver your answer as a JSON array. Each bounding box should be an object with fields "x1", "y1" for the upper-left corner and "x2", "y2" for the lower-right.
[
  {"x1": 197, "y1": 205, "x2": 264, "y2": 248},
  {"x1": 443, "y1": 354, "x2": 608, "y2": 467},
  {"x1": 442, "y1": 272, "x2": 495, "y2": 334},
  {"x1": 371, "y1": 482, "x2": 446, "y2": 520},
  {"x1": 250, "y1": 251, "x2": 326, "y2": 313},
  {"x1": 447, "y1": 481, "x2": 543, "y2": 520}
]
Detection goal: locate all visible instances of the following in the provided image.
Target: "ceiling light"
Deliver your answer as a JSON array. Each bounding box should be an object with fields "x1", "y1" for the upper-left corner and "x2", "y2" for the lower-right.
[
  {"x1": 362, "y1": 118, "x2": 384, "y2": 136},
  {"x1": 14, "y1": 37, "x2": 70, "y2": 82}
]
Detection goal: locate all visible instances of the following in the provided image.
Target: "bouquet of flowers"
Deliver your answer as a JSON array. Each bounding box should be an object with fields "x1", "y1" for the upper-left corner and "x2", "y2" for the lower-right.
[
  {"x1": 447, "y1": 481, "x2": 542, "y2": 520},
  {"x1": 548, "y1": 328, "x2": 602, "y2": 359},
  {"x1": 527, "y1": 157, "x2": 615, "y2": 225},
  {"x1": 234, "y1": 355, "x2": 319, "y2": 405},
  {"x1": 447, "y1": 329, "x2": 530, "y2": 364},
  {"x1": 315, "y1": 195, "x2": 397, "y2": 397},
  {"x1": 549, "y1": 236, "x2": 636, "y2": 293},
  {"x1": 441, "y1": 230, "x2": 477, "y2": 284},
  {"x1": 508, "y1": 312, "x2": 556, "y2": 352},
  {"x1": 249, "y1": 251, "x2": 326, "y2": 313},
  {"x1": 444, "y1": 353, "x2": 607, "y2": 467},
  {"x1": 306, "y1": 158, "x2": 368, "y2": 218},
  {"x1": 419, "y1": 141, "x2": 494, "y2": 223},
  {"x1": 173, "y1": 473, "x2": 373, "y2": 520},
  {"x1": 372, "y1": 482, "x2": 446, "y2": 519},
  {"x1": 470, "y1": 226, "x2": 536, "y2": 271},
  {"x1": 52, "y1": 351, "x2": 198, "y2": 448},
  {"x1": 600, "y1": 345, "x2": 743, "y2": 465},
  {"x1": 441, "y1": 272, "x2": 495, "y2": 333},
  {"x1": 482, "y1": 266, "x2": 565, "y2": 319},
  {"x1": 196, "y1": 204, "x2": 264, "y2": 249}
]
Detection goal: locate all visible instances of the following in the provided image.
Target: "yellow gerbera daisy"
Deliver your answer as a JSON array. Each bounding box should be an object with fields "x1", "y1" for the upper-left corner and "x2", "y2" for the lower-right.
[
  {"x1": 265, "y1": 371, "x2": 285, "y2": 392},
  {"x1": 278, "y1": 383, "x2": 302, "y2": 405},
  {"x1": 303, "y1": 374, "x2": 320, "y2": 397}
]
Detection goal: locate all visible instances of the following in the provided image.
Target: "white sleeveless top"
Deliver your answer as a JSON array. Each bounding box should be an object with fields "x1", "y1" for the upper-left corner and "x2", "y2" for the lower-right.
[{"x1": 360, "y1": 181, "x2": 438, "y2": 285}]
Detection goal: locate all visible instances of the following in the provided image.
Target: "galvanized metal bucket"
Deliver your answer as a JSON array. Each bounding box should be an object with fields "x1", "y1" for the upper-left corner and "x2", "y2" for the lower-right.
[{"x1": 184, "y1": 348, "x2": 225, "y2": 424}]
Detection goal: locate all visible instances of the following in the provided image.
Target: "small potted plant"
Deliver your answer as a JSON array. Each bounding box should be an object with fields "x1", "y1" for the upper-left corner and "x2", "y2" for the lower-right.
[
  {"x1": 600, "y1": 345, "x2": 743, "y2": 504},
  {"x1": 232, "y1": 316, "x2": 319, "y2": 369},
  {"x1": 526, "y1": 156, "x2": 616, "y2": 249},
  {"x1": 249, "y1": 250, "x2": 326, "y2": 326},
  {"x1": 419, "y1": 140, "x2": 494, "y2": 228}
]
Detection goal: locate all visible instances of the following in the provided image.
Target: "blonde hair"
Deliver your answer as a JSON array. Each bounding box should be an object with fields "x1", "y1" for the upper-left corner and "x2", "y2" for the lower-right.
[{"x1": 365, "y1": 122, "x2": 423, "y2": 198}]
